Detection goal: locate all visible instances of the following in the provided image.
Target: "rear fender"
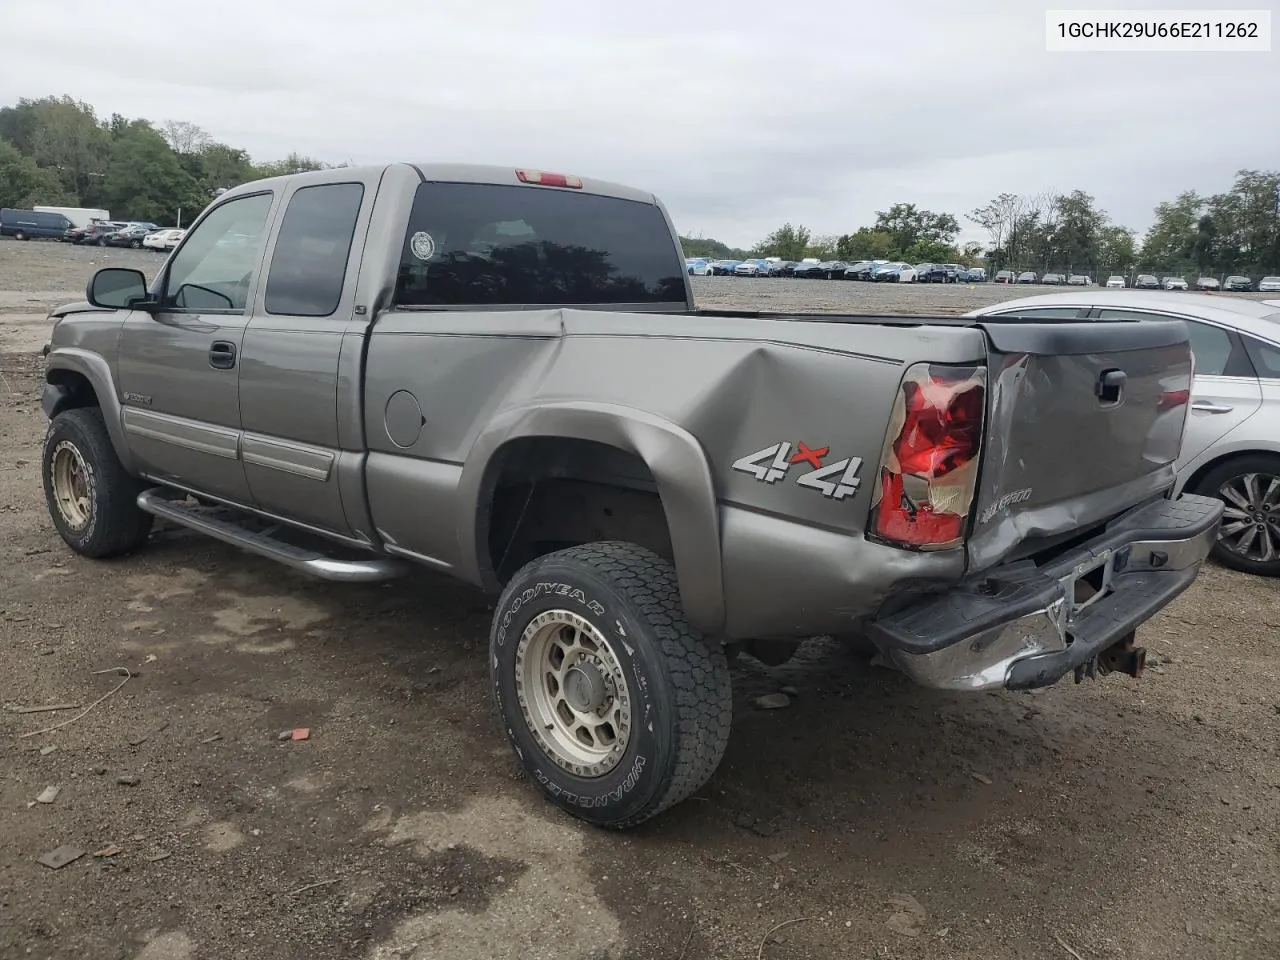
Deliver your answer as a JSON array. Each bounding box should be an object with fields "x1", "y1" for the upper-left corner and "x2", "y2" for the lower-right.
[{"x1": 458, "y1": 401, "x2": 724, "y2": 635}]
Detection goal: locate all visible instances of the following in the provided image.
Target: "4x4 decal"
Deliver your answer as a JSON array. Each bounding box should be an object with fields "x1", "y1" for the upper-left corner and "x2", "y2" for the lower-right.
[{"x1": 731, "y1": 441, "x2": 863, "y2": 500}]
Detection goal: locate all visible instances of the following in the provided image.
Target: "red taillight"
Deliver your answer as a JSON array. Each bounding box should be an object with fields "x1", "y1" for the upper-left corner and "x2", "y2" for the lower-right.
[
  {"x1": 870, "y1": 363, "x2": 986, "y2": 550},
  {"x1": 1158, "y1": 388, "x2": 1190, "y2": 411},
  {"x1": 516, "y1": 169, "x2": 583, "y2": 189}
]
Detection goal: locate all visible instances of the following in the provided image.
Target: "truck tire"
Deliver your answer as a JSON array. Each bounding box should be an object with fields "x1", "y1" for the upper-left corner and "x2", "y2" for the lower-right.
[
  {"x1": 41, "y1": 407, "x2": 152, "y2": 558},
  {"x1": 490, "y1": 541, "x2": 732, "y2": 828},
  {"x1": 1194, "y1": 454, "x2": 1280, "y2": 578}
]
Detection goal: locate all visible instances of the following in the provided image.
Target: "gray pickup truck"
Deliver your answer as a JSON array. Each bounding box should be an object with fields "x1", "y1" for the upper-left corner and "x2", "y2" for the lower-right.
[{"x1": 40, "y1": 162, "x2": 1222, "y2": 828}]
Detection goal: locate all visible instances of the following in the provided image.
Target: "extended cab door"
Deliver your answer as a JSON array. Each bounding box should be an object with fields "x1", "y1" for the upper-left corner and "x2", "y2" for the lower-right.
[
  {"x1": 116, "y1": 191, "x2": 277, "y2": 504},
  {"x1": 236, "y1": 173, "x2": 376, "y2": 536}
]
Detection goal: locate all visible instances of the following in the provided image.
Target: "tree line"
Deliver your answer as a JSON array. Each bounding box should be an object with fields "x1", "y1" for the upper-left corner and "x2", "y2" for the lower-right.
[
  {"x1": 685, "y1": 173, "x2": 1280, "y2": 279},
  {"x1": 3, "y1": 94, "x2": 1277, "y2": 279},
  {"x1": 0, "y1": 95, "x2": 341, "y2": 226}
]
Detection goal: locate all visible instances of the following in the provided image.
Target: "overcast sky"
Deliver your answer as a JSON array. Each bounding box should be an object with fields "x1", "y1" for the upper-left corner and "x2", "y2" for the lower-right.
[{"x1": 4, "y1": 0, "x2": 1276, "y2": 247}]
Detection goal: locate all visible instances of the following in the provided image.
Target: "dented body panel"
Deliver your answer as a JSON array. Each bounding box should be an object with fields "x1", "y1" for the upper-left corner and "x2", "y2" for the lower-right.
[{"x1": 42, "y1": 162, "x2": 1222, "y2": 691}]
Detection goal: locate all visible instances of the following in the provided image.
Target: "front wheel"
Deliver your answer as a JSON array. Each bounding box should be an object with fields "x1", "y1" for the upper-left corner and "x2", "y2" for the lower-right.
[
  {"x1": 1195, "y1": 455, "x2": 1280, "y2": 577},
  {"x1": 130, "y1": 239, "x2": 142, "y2": 249},
  {"x1": 42, "y1": 407, "x2": 152, "y2": 558},
  {"x1": 490, "y1": 541, "x2": 733, "y2": 828}
]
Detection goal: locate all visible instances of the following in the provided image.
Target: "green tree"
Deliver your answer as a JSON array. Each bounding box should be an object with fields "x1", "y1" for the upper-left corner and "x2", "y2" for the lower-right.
[
  {"x1": 873, "y1": 203, "x2": 960, "y2": 256},
  {"x1": 1098, "y1": 225, "x2": 1138, "y2": 273},
  {"x1": 1140, "y1": 191, "x2": 1202, "y2": 270},
  {"x1": 679, "y1": 236, "x2": 749, "y2": 259},
  {"x1": 101, "y1": 121, "x2": 202, "y2": 224},
  {"x1": 835, "y1": 227, "x2": 894, "y2": 260},
  {"x1": 252, "y1": 151, "x2": 329, "y2": 179},
  {"x1": 903, "y1": 239, "x2": 956, "y2": 263},
  {"x1": 0, "y1": 138, "x2": 74, "y2": 207},
  {"x1": 753, "y1": 222, "x2": 812, "y2": 260},
  {"x1": 1051, "y1": 190, "x2": 1106, "y2": 271},
  {"x1": 11, "y1": 96, "x2": 112, "y2": 202}
]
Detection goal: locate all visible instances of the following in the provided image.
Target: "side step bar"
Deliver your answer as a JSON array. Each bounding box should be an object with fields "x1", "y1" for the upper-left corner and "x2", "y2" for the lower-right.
[{"x1": 136, "y1": 489, "x2": 410, "y2": 583}]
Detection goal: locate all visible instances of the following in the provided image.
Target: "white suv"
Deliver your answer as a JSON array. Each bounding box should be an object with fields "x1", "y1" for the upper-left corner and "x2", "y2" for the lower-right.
[{"x1": 1105, "y1": 276, "x2": 1125, "y2": 288}]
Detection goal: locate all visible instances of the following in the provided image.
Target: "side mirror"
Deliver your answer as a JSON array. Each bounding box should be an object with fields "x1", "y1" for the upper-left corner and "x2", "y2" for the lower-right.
[{"x1": 86, "y1": 268, "x2": 153, "y2": 310}]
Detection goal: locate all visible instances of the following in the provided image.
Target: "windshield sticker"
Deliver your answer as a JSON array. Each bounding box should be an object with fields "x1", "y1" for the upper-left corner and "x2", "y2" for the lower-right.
[{"x1": 409, "y1": 231, "x2": 436, "y2": 261}]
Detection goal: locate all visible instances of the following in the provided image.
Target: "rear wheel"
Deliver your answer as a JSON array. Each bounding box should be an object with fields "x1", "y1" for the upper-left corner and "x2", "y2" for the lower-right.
[
  {"x1": 1195, "y1": 454, "x2": 1280, "y2": 577},
  {"x1": 490, "y1": 541, "x2": 732, "y2": 828},
  {"x1": 130, "y1": 239, "x2": 142, "y2": 249},
  {"x1": 41, "y1": 408, "x2": 152, "y2": 558}
]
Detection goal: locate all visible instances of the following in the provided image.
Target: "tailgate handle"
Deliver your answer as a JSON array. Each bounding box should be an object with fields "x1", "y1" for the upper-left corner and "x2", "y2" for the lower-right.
[{"x1": 1096, "y1": 368, "x2": 1126, "y2": 403}]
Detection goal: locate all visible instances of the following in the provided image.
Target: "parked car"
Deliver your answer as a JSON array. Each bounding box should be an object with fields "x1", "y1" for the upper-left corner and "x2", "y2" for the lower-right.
[
  {"x1": 960, "y1": 267, "x2": 987, "y2": 282},
  {"x1": 994, "y1": 269, "x2": 1017, "y2": 284},
  {"x1": 794, "y1": 260, "x2": 848, "y2": 279},
  {"x1": 67, "y1": 221, "x2": 128, "y2": 245},
  {"x1": 734, "y1": 259, "x2": 773, "y2": 277},
  {"x1": 874, "y1": 262, "x2": 917, "y2": 283},
  {"x1": 843, "y1": 260, "x2": 878, "y2": 281},
  {"x1": 106, "y1": 224, "x2": 159, "y2": 249},
  {"x1": 1196, "y1": 277, "x2": 1221, "y2": 291},
  {"x1": 915, "y1": 263, "x2": 949, "y2": 283},
  {"x1": 1164, "y1": 277, "x2": 1189, "y2": 291},
  {"x1": 1105, "y1": 276, "x2": 1126, "y2": 288},
  {"x1": 0, "y1": 208, "x2": 74, "y2": 240},
  {"x1": 1016, "y1": 271, "x2": 1037, "y2": 284},
  {"x1": 39, "y1": 161, "x2": 1220, "y2": 828},
  {"x1": 684, "y1": 258, "x2": 712, "y2": 276},
  {"x1": 1042, "y1": 273, "x2": 1065, "y2": 285},
  {"x1": 771, "y1": 261, "x2": 797, "y2": 277},
  {"x1": 967, "y1": 290, "x2": 1280, "y2": 577},
  {"x1": 1134, "y1": 274, "x2": 1161, "y2": 290},
  {"x1": 942, "y1": 263, "x2": 965, "y2": 283},
  {"x1": 709, "y1": 259, "x2": 741, "y2": 276},
  {"x1": 1257, "y1": 276, "x2": 1280, "y2": 293},
  {"x1": 1223, "y1": 276, "x2": 1253, "y2": 292},
  {"x1": 1067, "y1": 275, "x2": 1090, "y2": 286},
  {"x1": 142, "y1": 228, "x2": 185, "y2": 252}
]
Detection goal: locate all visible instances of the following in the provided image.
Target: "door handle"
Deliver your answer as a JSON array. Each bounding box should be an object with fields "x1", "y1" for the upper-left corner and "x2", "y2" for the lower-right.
[
  {"x1": 209, "y1": 341, "x2": 237, "y2": 369},
  {"x1": 1191, "y1": 401, "x2": 1233, "y2": 414}
]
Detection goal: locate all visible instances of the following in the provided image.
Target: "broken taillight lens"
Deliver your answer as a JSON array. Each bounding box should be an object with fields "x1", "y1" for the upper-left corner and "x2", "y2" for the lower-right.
[{"x1": 870, "y1": 362, "x2": 986, "y2": 550}]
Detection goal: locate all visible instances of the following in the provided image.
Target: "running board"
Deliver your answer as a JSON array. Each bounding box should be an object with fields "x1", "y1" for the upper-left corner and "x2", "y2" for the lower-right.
[{"x1": 136, "y1": 489, "x2": 410, "y2": 583}]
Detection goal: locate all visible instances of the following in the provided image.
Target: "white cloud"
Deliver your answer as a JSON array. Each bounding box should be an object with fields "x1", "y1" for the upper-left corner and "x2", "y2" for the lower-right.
[{"x1": 4, "y1": 0, "x2": 1276, "y2": 247}]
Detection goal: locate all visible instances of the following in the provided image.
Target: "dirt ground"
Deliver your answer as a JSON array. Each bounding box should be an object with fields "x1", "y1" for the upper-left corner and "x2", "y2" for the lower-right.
[{"x1": 1, "y1": 238, "x2": 1277, "y2": 960}]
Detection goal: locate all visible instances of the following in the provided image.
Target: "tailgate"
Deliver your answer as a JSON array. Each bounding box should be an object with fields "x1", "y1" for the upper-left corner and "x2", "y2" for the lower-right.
[{"x1": 967, "y1": 318, "x2": 1192, "y2": 569}]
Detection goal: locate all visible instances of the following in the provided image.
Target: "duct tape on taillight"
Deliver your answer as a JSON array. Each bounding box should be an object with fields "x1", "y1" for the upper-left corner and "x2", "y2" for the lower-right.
[{"x1": 868, "y1": 362, "x2": 987, "y2": 551}]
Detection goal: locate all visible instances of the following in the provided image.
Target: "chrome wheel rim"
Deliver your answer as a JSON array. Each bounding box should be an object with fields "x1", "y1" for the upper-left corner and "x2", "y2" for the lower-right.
[
  {"x1": 515, "y1": 609, "x2": 632, "y2": 778},
  {"x1": 51, "y1": 440, "x2": 93, "y2": 530},
  {"x1": 1218, "y1": 472, "x2": 1280, "y2": 564}
]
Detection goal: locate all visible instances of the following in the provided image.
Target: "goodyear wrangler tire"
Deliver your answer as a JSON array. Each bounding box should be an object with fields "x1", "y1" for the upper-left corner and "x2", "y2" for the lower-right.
[{"x1": 490, "y1": 541, "x2": 733, "y2": 828}]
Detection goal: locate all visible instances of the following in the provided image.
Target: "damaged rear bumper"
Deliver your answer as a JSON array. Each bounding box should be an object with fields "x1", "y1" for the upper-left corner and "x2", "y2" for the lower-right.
[{"x1": 867, "y1": 493, "x2": 1224, "y2": 691}]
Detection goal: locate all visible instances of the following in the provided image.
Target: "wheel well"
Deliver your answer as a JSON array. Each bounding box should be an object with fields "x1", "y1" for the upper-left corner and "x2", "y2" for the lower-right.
[
  {"x1": 1183, "y1": 449, "x2": 1280, "y2": 495},
  {"x1": 482, "y1": 437, "x2": 674, "y2": 584},
  {"x1": 46, "y1": 370, "x2": 100, "y2": 411}
]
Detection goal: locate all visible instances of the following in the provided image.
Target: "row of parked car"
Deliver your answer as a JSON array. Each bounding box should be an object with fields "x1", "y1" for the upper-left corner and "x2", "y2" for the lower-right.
[
  {"x1": 63, "y1": 221, "x2": 186, "y2": 251},
  {"x1": 0, "y1": 208, "x2": 186, "y2": 252},
  {"x1": 993, "y1": 270, "x2": 1280, "y2": 292},
  {"x1": 685, "y1": 257, "x2": 989, "y2": 282}
]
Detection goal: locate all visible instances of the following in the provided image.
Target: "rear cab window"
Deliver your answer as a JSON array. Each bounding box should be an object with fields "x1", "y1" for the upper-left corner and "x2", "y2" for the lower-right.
[
  {"x1": 264, "y1": 182, "x2": 365, "y2": 317},
  {"x1": 392, "y1": 182, "x2": 687, "y2": 308}
]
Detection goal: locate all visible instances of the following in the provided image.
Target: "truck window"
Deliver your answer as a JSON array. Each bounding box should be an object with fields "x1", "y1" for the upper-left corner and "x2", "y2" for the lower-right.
[
  {"x1": 392, "y1": 182, "x2": 687, "y2": 307},
  {"x1": 161, "y1": 192, "x2": 274, "y2": 313},
  {"x1": 264, "y1": 183, "x2": 364, "y2": 317}
]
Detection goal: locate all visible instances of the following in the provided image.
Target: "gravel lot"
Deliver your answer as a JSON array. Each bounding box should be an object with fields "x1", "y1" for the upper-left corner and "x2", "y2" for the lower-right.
[{"x1": 1, "y1": 238, "x2": 1278, "y2": 960}]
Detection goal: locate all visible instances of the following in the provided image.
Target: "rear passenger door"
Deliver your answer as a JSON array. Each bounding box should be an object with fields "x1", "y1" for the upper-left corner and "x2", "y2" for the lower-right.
[
  {"x1": 1093, "y1": 308, "x2": 1263, "y2": 467},
  {"x1": 237, "y1": 174, "x2": 375, "y2": 537}
]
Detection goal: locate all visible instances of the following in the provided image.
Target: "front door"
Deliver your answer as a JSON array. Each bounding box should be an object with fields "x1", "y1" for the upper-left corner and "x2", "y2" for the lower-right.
[{"x1": 116, "y1": 191, "x2": 278, "y2": 505}]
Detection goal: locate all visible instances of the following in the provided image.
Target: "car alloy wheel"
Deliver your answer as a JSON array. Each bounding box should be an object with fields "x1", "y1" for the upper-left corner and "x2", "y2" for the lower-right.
[{"x1": 1217, "y1": 471, "x2": 1280, "y2": 565}]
